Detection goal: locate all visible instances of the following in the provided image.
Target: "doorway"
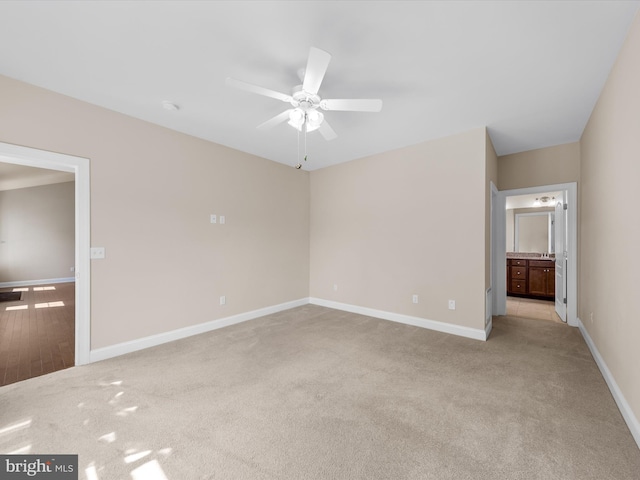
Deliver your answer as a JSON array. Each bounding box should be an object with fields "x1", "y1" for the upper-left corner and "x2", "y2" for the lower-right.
[
  {"x1": 0, "y1": 142, "x2": 90, "y2": 370},
  {"x1": 492, "y1": 182, "x2": 577, "y2": 327},
  {"x1": 0, "y1": 172, "x2": 76, "y2": 385}
]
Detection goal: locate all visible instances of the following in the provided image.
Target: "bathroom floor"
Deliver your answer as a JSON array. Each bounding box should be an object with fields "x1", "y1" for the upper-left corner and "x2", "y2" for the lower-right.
[{"x1": 506, "y1": 296, "x2": 564, "y2": 323}]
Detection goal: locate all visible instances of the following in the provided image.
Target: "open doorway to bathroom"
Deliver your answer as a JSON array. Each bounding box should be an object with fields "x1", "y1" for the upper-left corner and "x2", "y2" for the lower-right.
[
  {"x1": 493, "y1": 182, "x2": 577, "y2": 327},
  {"x1": 505, "y1": 189, "x2": 564, "y2": 324}
]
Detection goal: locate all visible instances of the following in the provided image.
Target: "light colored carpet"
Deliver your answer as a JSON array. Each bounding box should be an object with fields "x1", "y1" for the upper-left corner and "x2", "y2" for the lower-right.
[{"x1": 1, "y1": 304, "x2": 638, "y2": 479}]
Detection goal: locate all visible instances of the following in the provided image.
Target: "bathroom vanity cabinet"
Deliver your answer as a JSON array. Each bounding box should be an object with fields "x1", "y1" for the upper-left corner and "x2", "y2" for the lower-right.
[{"x1": 507, "y1": 258, "x2": 555, "y2": 299}]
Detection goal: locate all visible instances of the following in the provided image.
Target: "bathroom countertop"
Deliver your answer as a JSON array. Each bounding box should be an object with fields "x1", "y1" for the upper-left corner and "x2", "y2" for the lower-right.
[{"x1": 507, "y1": 253, "x2": 555, "y2": 261}]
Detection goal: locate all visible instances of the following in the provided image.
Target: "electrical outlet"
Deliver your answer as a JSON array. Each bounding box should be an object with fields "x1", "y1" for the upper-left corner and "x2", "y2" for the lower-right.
[
  {"x1": 90, "y1": 247, "x2": 106, "y2": 259},
  {"x1": 210, "y1": 214, "x2": 217, "y2": 224},
  {"x1": 220, "y1": 215, "x2": 225, "y2": 224},
  {"x1": 70, "y1": 267, "x2": 75, "y2": 272},
  {"x1": 220, "y1": 296, "x2": 226, "y2": 306},
  {"x1": 412, "y1": 294, "x2": 418, "y2": 304},
  {"x1": 333, "y1": 284, "x2": 338, "y2": 291},
  {"x1": 448, "y1": 300, "x2": 456, "y2": 310}
]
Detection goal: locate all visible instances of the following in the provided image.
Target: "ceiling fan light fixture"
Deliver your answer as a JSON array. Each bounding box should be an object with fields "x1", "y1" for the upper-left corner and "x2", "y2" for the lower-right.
[
  {"x1": 288, "y1": 108, "x2": 305, "y2": 130},
  {"x1": 307, "y1": 110, "x2": 324, "y2": 129}
]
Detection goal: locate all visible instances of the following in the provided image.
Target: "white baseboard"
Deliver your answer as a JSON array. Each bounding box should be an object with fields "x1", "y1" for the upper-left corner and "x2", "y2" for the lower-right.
[
  {"x1": 309, "y1": 297, "x2": 488, "y2": 341},
  {"x1": 578, "y1": 317, "x2": 640, "y2": 450},
  {"x1": 89, "y1": 297, "x2": 309, "y2": 363},
  {"x1": 485, "y1": 317, "x2": 493, "y2": 339},
  {"x1": 0, "y1": 277, "x2": 75, "y2": 288}
]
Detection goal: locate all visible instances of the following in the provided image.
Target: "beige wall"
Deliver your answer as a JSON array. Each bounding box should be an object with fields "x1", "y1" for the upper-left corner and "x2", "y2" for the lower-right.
[
  {"x1": 580, "y1": 13, "x2": 640, "y2": 428},
  {"x1": 310, "y1": 128, "x2": 488, "y2": 331},
  {"x1": 0, "y1": 74, "x2": 310, "y2": 349},
  {"x1": 498, "y1": 142, "x2": 580, "y2": 191},
  {"x1": 0, "y1": 181, "x2": 75, "y2": 283}
]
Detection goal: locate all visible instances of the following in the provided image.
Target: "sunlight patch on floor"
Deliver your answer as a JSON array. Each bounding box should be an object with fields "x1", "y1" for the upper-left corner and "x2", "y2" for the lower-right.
[
  {"x1": 34, "y1": 301, "x2": 65, "y2": 309},
  {"x1": 98, "y1": 432, "x2": 117, "y2": 443},
  {"x1": 0, "y1": 419, "x2": 32, "y2": 436},
  {"x1": 85, "y1": 463, "x2": 100, "y2": 480},
  {"x1": 130, "y1": 460, "x2": 169, "y2": 480},
  {"x1": 124, "y1": 450, "x2": 152, "y2": 464},
  {"x1": 77, "y1": 379, "x2": 173, "y2": 479},
  {"x1": 0, "y1": 418, "x2": 33, "y2": 455},
  {"x1": 5, "y1": 305, "x2": 28, "y2": 311}
]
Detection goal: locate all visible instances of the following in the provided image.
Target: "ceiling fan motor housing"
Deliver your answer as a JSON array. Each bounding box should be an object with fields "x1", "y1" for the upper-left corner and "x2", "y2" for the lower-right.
[{"x1": 291, "y1": 85, "x2": 321, "y2": 111}]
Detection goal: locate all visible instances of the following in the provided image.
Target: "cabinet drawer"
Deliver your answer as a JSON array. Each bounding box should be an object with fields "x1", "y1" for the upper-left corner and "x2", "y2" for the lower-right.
[
  {"x1": 510, "y1": 267, "x2": 527, "y2": 279},
  {"x1": 510, "y1": 280, "x2": 527, "y2": 294},
  {"x1": 529, "y1": 260, "x2": 554, "y2": 268},
  {"x1": 509, "y1": 259, "x2": 527, "y2": 267}
]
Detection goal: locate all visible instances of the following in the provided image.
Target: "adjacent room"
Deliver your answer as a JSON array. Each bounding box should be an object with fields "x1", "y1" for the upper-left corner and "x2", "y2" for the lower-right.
[
  {"x1": 0, "y1": 165, "x2": 76, "y2": 386},
  {"x1": 0, "y1": 1, "x2": 638, "y2": 479}
]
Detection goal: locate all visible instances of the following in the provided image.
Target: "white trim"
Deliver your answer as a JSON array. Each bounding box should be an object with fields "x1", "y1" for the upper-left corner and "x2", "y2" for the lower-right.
[
  {"x1": 0, "y1": 277, "x2": 76, "y2": 288},
  {"x1": 0, "y1": 142, "x2": 91, "y2": 365},
  {"x1": 496, "y1": 182, "x2": 577, "y2": 326},
  {"x1": 493, "y1": 189, "x2": 507, "y2": 316},
  {"x1": 485, "y1": 318, "x2": 493, "y2": 339},
  {"x1": 89, "y1": 298, "x2": 309, "y2": 363},
  {"x1": 490, "y1": 182, "x2": 498, "y2": 318},
  {"x1": 485, "y1": 288, "x2": 493, "y2": 338},
  {"x1": 577, "y1": 318, "x2": 640, "y2": 450},
  {"x1": 309, "y1": 297, "x2": 488, "y2": 341}
]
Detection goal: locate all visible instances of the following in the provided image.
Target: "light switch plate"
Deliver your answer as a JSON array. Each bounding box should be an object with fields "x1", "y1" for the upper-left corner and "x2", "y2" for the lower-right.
[{"x1": 90, "y1": 247, "x2": 106, "y2": 259}]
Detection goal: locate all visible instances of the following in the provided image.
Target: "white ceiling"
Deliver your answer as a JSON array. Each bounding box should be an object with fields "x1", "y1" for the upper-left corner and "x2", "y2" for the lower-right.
[{"x1": 0, "y1": 1, "x2": 638, "y2": 171}]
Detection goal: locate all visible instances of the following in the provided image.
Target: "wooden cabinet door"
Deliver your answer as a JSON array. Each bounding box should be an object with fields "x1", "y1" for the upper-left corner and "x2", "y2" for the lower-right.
[
  {"x1": 528, "y1": 267, "x2": 548, "y2": 296},
  {"x1": 545, "y1": 266, "x2": 555, "y2": 296}
]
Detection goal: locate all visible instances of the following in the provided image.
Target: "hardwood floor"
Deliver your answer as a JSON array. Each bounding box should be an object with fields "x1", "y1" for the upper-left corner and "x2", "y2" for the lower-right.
[{"x1": 0, "y1": 282, "x2": 75, "y2": 386}]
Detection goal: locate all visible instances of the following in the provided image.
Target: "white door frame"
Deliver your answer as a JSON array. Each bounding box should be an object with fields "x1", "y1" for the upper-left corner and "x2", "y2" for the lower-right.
[
  {"x1": 0, "y1": 142, "x2": 91, "y2": 365},
  {"x1": 493, "y1": 182, "x2": 577, "y2": 327}
]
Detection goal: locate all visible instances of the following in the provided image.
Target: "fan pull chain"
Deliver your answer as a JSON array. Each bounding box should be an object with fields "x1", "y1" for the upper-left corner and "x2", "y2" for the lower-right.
[
  {"x1": 295, "y1": 128, "x2": 301, "y2": 169},
  {"x1": 304, "y1": 115, "x2": 308, "y2": 164}
]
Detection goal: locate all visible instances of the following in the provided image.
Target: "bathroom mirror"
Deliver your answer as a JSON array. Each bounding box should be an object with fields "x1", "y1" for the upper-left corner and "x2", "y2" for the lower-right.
[{"x1": 514, "y1": 212, "x2": 555, "y2": 253}]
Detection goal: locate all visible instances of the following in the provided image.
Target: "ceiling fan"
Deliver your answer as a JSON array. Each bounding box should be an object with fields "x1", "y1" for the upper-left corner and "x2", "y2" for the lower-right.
[{"x1": 226, "y1": 47, "x2": 383, "y2": 141}]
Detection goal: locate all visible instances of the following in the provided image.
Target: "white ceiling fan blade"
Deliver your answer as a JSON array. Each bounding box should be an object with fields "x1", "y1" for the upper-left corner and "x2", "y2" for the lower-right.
[
  {"x1": 257, "y1": 110, "x2": 292, "y2": 130},
  {"x1": 302, "y1": 47, "x2": 331, "y2": 95},
  {"x1": 320, "y1": 99, "x2": 383, "y2": 112},
  {"x1": 226, "y1": 77, "x2": 292, "y2": 103},
  {"x1": 318, "y1": 119, "x2": 337, "y2": 141}
]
